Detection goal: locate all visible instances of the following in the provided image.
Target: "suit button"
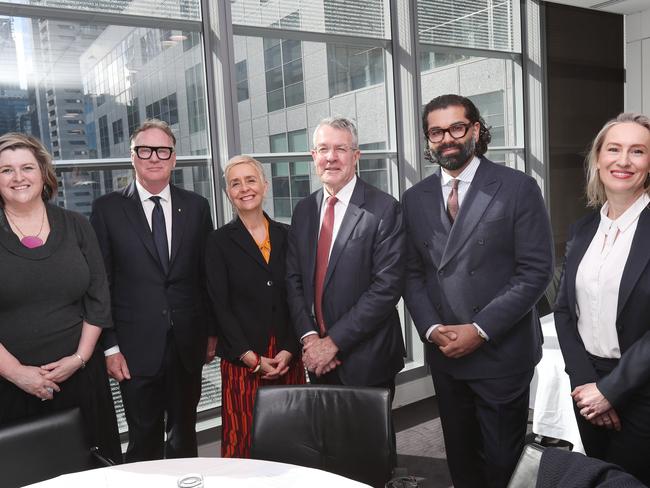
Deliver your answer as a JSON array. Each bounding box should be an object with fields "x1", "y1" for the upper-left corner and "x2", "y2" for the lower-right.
[
  {"x1": 438, "y1": 270, "x2": 444, "y2": 276},
  {"x1": 469, "y1": 270, "x2": 475, "y2": 276},
  {"x1": 472, "y1": 306, "x2": 480, "y2": 313},
  {"x1": 162, "y1": 310, "x2": 167, "y2": 316},
  {"x1": 477, "y1": 239, "x2": 485, "y2": 245},
  {"x1": 267, "y1": 280, "x2": 273, "y2": 287}
]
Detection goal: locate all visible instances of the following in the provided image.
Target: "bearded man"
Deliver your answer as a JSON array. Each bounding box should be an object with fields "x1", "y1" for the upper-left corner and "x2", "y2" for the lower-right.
[{"x1": 402, "y1": 94, "x2": 554, "y2": 488}]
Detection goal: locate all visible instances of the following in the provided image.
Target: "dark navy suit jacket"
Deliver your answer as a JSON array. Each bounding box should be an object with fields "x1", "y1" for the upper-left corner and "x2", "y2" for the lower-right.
[
  {"x1": 403, "y1": 158, "x2": 554, "y2": 379},
  {"x1": 286, "y1": 178, "x2": 406, "y2": 386},
  {"x1": 90, "y1": 182, "x2": 215, "y2": 376}
]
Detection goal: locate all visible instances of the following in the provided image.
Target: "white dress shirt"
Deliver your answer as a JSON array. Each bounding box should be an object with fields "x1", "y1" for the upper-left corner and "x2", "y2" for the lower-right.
[
  {"x1": 301, "y1": 176, "x2": 358, "y2": 341},
  {"x1": 318, "y1": 175, "x2": 357, "y2": 259},
  {"x1": 426, "y1": 157, "x2": 488, "y2": 342},
  {"x1": 575, "y1": 193, "x2": 650, "y2": 359},
  {"x1": 135, "y1": 180, "x2": 173, "y2": 256},
  {"x1": 104, "y1": 180, "x2": 173, "y2": 357},
  {"x1": 439, "y1": 156, "x2": 481, "y2": 211}
]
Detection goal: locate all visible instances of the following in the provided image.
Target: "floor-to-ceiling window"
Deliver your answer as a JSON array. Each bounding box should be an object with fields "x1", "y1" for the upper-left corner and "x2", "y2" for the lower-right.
[
  {"x1": 229, "y1": 0, "x2": 398, "y2": 227},
  {"x1": 0, "y1": 0, "x2": 535, "y2": 431},
  {"x1": 0, "y1": 0, "x2": 216, "y2": 434},
  {"x1": 417, "y1": 0, "x2": 525, "y2": 176}
]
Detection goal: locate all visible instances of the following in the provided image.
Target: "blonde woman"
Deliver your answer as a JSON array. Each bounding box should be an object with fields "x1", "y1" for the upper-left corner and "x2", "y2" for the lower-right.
[
  {"x1": 555, "y1": 113, "x2": 650, "y2": 484},
  {"x1": 205, "y1": 155, "x2": 305, "y2": 458}
]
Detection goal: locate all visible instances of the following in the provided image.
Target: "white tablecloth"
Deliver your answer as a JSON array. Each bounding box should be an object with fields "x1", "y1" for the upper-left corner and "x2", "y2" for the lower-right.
[
  {"x1": 530, "y1": 314, "x2": 584, "y2": 453},
  {"x1": 24, "y1": 457, "x2": 371, "y2": 488}
]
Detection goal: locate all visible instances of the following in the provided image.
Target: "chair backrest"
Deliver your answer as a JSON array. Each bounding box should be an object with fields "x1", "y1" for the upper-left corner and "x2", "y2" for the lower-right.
[
  {"x1": 507, "y1": 443, "x2": 545, "y2": 488},
  {"x1": 250, "y1": 385, "x2": 396, "y2": 488},
  {"x1": 0, "y1": 407, "x2": 100, "y2": 487}
]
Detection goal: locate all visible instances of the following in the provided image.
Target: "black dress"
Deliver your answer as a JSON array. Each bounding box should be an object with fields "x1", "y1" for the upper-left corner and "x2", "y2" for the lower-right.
[{"x1": 0, "y1": 203, "x2": 122, "y2": 463}]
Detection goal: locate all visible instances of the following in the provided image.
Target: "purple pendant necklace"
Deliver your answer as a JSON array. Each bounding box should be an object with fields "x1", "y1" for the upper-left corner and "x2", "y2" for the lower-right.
[{"x1": 5, "y1": 207, "x2": 46, "y2": 248}]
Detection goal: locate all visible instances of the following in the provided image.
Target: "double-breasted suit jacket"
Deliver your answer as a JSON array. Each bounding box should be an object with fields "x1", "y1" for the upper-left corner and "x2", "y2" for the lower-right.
[
  {"x1": 90, "y1": 182, "x2": 215, "y2": 377},
  {"x1": 205, "y1": 216, "x2": 300, "y2": 363},
  {"x1": 403, "y1": 158, "x2": 554, "y2": 379},
  {"x1": 286, "y1": 178, "x2": 406, "y2": 386},
  {"x1": 555, "y1": 207, "x2": 650, "y2": 407}
]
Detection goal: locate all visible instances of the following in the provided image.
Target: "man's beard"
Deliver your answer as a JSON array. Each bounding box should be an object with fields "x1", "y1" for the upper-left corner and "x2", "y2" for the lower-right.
[{"x1": 426, "y1": 136, "x2": 476, "y2": 172}]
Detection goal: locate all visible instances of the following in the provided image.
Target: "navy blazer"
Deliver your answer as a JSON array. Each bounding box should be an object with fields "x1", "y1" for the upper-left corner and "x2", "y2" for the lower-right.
[
  {"x1": 403, "y1": 158, "x2": 554, "y2": 379},
  {"x1": 205, "y1": 215, "x2": 300, "y2": 363},
  {"x1": 90, "y1": 182, "x2": 215, "y2": 376},
  {"x1": 286, "y1": 178, "x2": 406, "y2": 386},
  {"x1": 554, "y1": 205, "x2": 650, "y2": 408}
]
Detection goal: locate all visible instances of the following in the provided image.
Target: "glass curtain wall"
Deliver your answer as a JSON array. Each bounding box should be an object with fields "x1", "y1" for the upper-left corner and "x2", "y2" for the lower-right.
[
  {"x1": 227, "y1": 0, "x2": 411, "y2": 369},
  {"x1": 417, "y1": 0, "x2": 525, "y2": 176},
  {"x1": 0, "y1": 0, "x2": 215, "y2": 433},
  {"x1": 0, "y1": 0, "x2": 532, "y2": 428},
  {"x1": 228, "y1": 0, "x2": 398, "y2": 224}
]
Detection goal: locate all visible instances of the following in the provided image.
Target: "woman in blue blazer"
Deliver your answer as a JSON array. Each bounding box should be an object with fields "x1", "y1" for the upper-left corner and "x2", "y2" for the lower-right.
[
  {"x1": 205, "y1": 155, "x2": 304, "y2": 458},
  {"x1": 555, "y1": 113, "x2": 650, "y2": 484}
]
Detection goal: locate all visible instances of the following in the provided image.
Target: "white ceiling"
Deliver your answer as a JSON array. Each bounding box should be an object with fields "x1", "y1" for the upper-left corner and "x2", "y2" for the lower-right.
[{"x1": 544, "y1": 0, "x2": 650, "y2": 15}]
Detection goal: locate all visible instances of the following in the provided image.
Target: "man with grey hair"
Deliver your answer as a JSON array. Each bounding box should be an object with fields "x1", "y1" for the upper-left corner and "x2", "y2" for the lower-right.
[{"x1": 286, "y1": 116, "x2": 406, "y2": 393}]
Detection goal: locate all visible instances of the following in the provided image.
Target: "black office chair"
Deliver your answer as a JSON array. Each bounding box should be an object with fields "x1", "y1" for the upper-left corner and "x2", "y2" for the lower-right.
[
  {"x1": 0, "y1": 407, "x2": 114, "y2": 488},
  {"x1": 250, "y1": 385, "x2": 396, "y2": 488}
]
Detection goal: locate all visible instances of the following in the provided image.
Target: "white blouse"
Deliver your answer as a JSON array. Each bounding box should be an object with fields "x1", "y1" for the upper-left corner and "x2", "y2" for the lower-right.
[{"x1": 575, "y1": 193, "x2": 650, "y2": 358}]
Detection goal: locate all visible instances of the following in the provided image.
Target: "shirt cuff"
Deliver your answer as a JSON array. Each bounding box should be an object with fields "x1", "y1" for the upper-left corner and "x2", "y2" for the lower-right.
[
  {"x1": 239, "y1": 350, "x2": 254, "y2": 361},
  {"x1": 300, "y1": 331, "x2": 318, "y2": 343},
  {"x1": 104, "y1": 346, "x2": 120, "y2": 357},
  {"x1": 473, "y1": 322, "x2": 489, "y2": 341},
  {"x1": 425, "y1": 324, "x2": 442, "y2": 342}
]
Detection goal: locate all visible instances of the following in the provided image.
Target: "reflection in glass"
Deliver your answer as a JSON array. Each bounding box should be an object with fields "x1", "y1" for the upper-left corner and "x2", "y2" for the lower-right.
[
  {"x1": 0, "y1": 15, "x2": 212, "y2": 224},
  {"x1": 9, "y1": 0, "x2": 201, "y2": 21},
  {"x1": 235, "y1": 34, "x2": 395, "y2": 222},
  {"x1": 417, "y1": 0, "x2": 520, "y2": 52},
  {"x1": 420, "y1": 53, "x2": 524, "y2": 173},
  {"x1": 231, "y1": 0, "x2": 390, "y2": 39}
]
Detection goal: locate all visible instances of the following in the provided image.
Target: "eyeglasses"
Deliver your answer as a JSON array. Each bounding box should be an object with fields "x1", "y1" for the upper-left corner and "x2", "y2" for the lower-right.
[
  {"x1": 314, "y1": 145, "x2": 358, "y2": 156},
  {"x1": 425, "y1": 122, "x2": 473, "y2": 143},
  {"x1": 133, "y1": 146, "x2": 174, "y2": 160}
]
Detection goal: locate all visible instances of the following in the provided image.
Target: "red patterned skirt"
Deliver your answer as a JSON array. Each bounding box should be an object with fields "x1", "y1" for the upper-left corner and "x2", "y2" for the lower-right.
[{"x1": 220, "y1": 335, "x2": 306, "y2": 458}]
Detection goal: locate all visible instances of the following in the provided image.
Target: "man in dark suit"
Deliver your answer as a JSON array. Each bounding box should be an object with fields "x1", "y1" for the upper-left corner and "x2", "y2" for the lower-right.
[
  {"x1": 90, "y1": 119, "x2": 216, "y2": 462},
  {"x1": 403, "y1": 95, "x2": 554, "y2": 488},
  {"x1": 286, "y1": 116, "x2": 405, "y2": 392}
]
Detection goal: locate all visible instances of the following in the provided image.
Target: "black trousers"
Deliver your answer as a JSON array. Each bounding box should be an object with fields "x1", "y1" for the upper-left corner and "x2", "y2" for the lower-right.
[
  {"x1": 431, "y1": 368, "x2": 533, "y2": 488},
  {"x1": 574, "y1": 354, "x2": 650, "y2": 486},
  {"x1": 120, "y1": 336, "x2": 202, "y2": 462}
]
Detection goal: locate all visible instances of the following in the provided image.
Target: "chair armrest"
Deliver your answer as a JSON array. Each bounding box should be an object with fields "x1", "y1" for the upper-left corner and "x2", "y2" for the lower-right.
[
  {"x1": 507, "y1": 443, "x2": 545, "y2": 488},
  {"x1": 90, "y1": 446, "x2": 116, "y2": 467}
]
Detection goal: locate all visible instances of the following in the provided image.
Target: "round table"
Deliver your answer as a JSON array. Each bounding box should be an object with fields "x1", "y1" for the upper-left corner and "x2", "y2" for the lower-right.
[{"x1": 24, "y1": 457, "x2": 371, "y2": 487}]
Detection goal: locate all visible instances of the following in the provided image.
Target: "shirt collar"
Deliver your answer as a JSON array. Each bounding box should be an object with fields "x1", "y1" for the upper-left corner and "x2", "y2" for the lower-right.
[
  {"x1": 323, "y1": 175, "x2": 357, "y2": 207},
  {"x1": 600, "y1": 192, "x2": 650, "y2": 233},
  {"x1": 135, "y1": 179, "x2": 171, "y2": 203},
  {"x1": 440, "y1": 156, "x2": 481, "y2": 186}
]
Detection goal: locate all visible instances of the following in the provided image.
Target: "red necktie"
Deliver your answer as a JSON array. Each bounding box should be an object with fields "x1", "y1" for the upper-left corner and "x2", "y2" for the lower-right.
[
  {"x1": 314, "y1": 195, "x2": 338, "y2": 336},
  {"x1": 447, "y1": 178, "x2": 459, "y2": 223}
]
